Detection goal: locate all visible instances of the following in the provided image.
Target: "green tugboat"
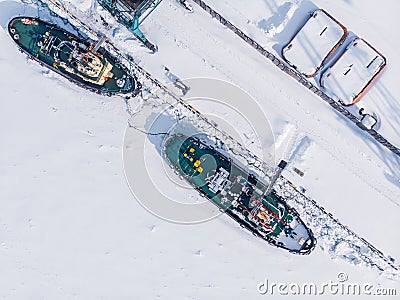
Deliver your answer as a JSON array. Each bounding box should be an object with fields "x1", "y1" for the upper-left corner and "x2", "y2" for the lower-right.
[
  {"x1": 163, "y1": 134, "x2": 316, "y2": 254},
  {"x1": 8, "y1": 17, "x2": 139, "y2": 96}
]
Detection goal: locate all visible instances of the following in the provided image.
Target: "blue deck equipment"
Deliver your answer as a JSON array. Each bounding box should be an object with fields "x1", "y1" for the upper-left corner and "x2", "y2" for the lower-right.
[{"x1": 98, "y1": 0, "x2": 163, "y2": 52}]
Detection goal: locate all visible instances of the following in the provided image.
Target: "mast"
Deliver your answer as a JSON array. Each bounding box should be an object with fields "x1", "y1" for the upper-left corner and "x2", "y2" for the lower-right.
[
  {"x1": 265, "y1": 160, "x2": 287, "y2": 196},
  {"x1": 92, "y1": 35, "x2": 107, "y2": 53}
]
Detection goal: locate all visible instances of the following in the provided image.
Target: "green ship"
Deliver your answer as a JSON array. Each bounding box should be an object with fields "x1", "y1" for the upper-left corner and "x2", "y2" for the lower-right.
[
  {"x1": 8, "y1": 17, "x2": 139, "y2": 96},
  {"x1": 163, "y1": 134, "x2": 316, "y2": 254}
]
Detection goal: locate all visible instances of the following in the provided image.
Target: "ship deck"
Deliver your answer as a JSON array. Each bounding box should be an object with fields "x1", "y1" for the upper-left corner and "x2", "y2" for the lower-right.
[
  {"x1": 164, "y1": 135, "x2": 295, "y2": 239},
  {"x1": 163, "y1": 134, "x2": 316, "y2": 254},
  {"x1": 9, "y1": 17, "x2": 136, "y2": 94}
]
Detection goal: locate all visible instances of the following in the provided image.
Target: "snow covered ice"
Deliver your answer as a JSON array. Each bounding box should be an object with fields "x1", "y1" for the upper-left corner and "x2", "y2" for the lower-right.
[{"x1": 1, "y1": 0, "x2": 400, "y2": 299}]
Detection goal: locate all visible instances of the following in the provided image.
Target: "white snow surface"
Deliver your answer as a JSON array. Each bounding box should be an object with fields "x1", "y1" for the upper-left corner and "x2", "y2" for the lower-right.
[{"x1": 1, "y1": 0, "x2": 400, "y2": 299}]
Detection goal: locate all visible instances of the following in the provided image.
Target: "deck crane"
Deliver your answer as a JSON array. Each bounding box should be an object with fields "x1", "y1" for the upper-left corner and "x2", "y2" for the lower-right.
[{"x1": 97, "y1": 0, "x2": 163, "y2": 52}]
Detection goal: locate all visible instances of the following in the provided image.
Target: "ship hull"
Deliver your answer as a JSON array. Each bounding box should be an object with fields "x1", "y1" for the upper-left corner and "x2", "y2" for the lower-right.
[
  {"x1": 163, "y1": 134, "x2": 316, "y2": 254},
  {"x1": 8, "y1": 17, "x2": 139, "y2": 96}
]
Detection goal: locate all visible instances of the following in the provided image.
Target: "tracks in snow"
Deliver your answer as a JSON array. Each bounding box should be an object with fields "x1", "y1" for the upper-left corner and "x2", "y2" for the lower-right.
[
  {"x1": 33, "y1": 0, "x2": 400, "y2": 278},
  {"x1": 191, "y1": 0, "x2": 400, "y2": 159}
]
